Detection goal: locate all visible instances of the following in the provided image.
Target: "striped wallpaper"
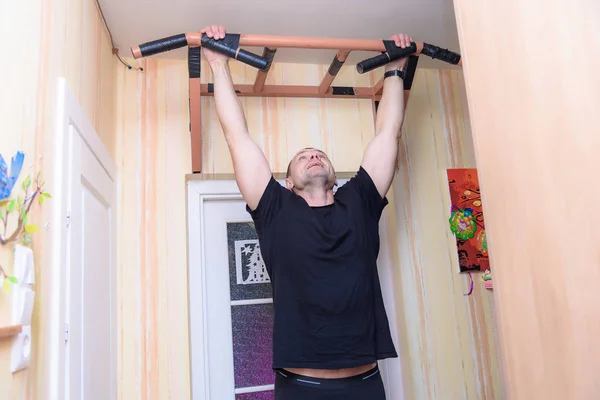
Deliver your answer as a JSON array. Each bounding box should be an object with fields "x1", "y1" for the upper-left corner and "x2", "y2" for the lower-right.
[{"x1": 0, "y1": 0, "x2": 118, "y2": 398}]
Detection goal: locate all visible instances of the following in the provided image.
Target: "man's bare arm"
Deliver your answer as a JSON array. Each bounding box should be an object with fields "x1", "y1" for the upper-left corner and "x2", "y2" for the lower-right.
[
  {"x1": 204, "y1": 26, "x2": 271, "y2": 210},
  {"x1": 361, "y1": 33, "x2": 412, "y2": 198}
]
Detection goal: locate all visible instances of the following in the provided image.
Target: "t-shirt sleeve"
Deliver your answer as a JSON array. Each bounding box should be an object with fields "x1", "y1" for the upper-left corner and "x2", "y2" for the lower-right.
[
  {"x1": 347, "y1": 166, "x2": 389, "y2": 220},
  {"x1": 245, "y1": 176, "x2": 284, "y2": 232}
]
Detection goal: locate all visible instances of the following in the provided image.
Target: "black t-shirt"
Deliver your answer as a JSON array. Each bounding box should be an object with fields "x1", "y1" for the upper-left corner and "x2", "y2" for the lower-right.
[{"x1": 247, "y1": 166, "x2": 398, "y2": 370}]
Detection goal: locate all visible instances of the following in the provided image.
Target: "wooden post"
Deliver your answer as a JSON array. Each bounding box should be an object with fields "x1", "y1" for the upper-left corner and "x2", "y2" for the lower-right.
[{"x1": 453, "y1": 0, "x2": 600, "y2": 398}]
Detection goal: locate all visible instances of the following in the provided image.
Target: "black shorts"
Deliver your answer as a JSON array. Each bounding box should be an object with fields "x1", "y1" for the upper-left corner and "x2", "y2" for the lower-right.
[{"x1": 274, "y1": 366, "x2": 386, "y2": 400}]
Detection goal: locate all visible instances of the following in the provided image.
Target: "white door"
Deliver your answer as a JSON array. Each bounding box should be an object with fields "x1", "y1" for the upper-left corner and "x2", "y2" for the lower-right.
[
  {"x1": 50, "y1": 78, "x2": 118, "y2": 400},
  {"x1": 65, "y1": 131, "x2": 117, "y2": 399},
  {"x1": 187, "y1": 179, "x2": 403, "y2": 400}
]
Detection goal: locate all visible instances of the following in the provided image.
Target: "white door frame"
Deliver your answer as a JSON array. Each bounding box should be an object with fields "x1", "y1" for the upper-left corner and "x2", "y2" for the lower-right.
[
  {"x1": 46, "y1": 78, "x2": 119, "y2": 400},
  {"x1": 186, "y1": 177, "x2": 404, "y2": 399}
]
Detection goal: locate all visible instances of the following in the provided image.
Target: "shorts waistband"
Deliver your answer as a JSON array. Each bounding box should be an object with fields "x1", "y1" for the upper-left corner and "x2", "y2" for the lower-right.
[{"x1": 275, "y1": 366, "x2": 380, "y2": 389}]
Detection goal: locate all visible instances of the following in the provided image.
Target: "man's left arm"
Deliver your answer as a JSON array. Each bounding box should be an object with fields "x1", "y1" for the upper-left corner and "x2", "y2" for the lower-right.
[{"x1": 361, "y1": 33, "x2": 413, "y2": 198}]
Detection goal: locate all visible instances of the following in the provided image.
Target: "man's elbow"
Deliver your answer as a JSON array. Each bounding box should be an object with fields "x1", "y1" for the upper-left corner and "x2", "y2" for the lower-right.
[{"x1": 375, "y1": 126, "x2": 402, "y2": 140}]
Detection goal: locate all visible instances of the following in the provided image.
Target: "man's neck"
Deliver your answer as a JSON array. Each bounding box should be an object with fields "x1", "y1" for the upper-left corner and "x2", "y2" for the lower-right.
[{"x1": 295, "y1": 187, "x2": 334, "y2": 207}]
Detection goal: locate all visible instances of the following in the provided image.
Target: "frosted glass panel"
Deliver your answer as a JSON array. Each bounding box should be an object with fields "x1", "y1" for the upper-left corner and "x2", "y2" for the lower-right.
[
  {"x1": 227, "y1": 222, "x2": 272, "y2": 301},
  {"x1": 231, "y1": 304, "x2": 275, "y2": 388}
]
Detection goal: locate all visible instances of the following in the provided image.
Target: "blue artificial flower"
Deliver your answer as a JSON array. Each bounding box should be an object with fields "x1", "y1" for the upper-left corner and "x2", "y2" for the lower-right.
[{"x1": 0, "y1": 151, "x2": 25, "y2": 201}]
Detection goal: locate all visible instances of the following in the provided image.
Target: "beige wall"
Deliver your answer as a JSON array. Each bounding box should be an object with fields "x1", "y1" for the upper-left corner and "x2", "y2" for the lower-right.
[
  {"x1": 116, "y1": 57, "x2": 501, "y2": 399},
  {"x1": 389, "y1": 69, "x2": 502, "y2": 399},
  {"x1": 0, "y1": 0, "x2": 118, "y2": 398},
  {"x1": 453, "y1": 0, "x2": 599, "y2": 398}
]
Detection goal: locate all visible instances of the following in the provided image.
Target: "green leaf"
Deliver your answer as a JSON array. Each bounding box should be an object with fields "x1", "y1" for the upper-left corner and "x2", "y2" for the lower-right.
[
  {"x1": 7, "y1": 199, "x2": 16, "y2": 212},
  {"x1": 3, "y1": 279, "x2": 9, "y2": 293},
  {"x1": 42, "y1": 192, "x2": 52, "y2": 198},
  {"x1": 7, "y1": 276, "x2": 18, "y2": 284},
  {"x1": 21, "y1": 208, "x2": 27, "y2": 223},
  {"x1": 23, "y1": 233, "x2": 32, "y2": 245},
  {"x1": 39, "y1": 195, "x2": 44, "y2": 205},
  {"x1": 21, "y1": 175, "x2": 31, "y2": 190},
  {"x1": 24, "y1": 224, "x2": 39, "y2": 234}
]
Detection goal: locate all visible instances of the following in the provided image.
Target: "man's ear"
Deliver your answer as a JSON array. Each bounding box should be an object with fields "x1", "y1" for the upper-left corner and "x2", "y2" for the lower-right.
[{"x1": 285, "y1": 178, "x2": 294, "y2": 190}]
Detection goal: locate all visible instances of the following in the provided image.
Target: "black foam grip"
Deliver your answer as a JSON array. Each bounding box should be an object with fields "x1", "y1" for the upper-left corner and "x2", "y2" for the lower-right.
[
  {"x1": 357, "y1": 53, "x2": 390, "y2": 74},
  {"x1": 235, "y1": 49, "x2": 269, "y2": 70},
  {"x1": 188, "y1": 47, "x2": 201, "y2": 79},
  {"x1": 385, "y1": 40, "x2": 418, "y2": 62},
  {"x1": 201, "y1": 33, "x2": 241, "y2": 58},
  {"x1": 201, "y1": 33, "x2": 268, "y2": 70},
  {"x1": 356, "y1": 41, "x2": 417, "y2": 74},
  {"x1": 328, "y1": 55, "x2": 345, "y2": 76},
  {"x1": 138, "y1": 34, "x2": 188, "y2": 57},
  {"x1": 421, "y1": 43, "x2": 461, "y2": 65}
]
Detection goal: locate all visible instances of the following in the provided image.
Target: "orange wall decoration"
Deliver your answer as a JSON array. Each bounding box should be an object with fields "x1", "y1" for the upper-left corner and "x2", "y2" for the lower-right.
[{"x1": 447, "y1": 168, "x2": 489, "y2": 273}]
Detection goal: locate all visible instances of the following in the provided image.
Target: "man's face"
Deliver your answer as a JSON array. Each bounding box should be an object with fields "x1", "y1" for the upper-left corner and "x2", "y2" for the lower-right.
[{"x1": 286, "y1": 148, "x2": 336, "y2": 190}]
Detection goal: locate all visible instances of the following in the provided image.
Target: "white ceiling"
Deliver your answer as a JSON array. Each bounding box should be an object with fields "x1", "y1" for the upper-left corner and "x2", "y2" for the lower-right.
[{"x1": 100, "y1": 0, "x2": 461, "y2": 69}]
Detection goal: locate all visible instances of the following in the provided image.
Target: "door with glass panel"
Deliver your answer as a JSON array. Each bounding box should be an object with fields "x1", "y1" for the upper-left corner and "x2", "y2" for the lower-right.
[{"x1": 187, "y1": 183, "x2": 277, "y2": 400}]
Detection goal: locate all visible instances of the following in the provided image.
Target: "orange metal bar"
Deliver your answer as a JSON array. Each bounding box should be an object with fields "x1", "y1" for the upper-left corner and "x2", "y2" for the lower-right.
[
  {"x1": 190, "y1": 78, "x2": 202, "y2": 173},
  {"x1": 239, "y1": 35, "x2": 388, "y2": 52},
  {"x1": 319, "y1": 50, "x2": 351, "y2": 95},
  {"x1": 373, "y1": 77, "x2": 385, "y2": 96},
  {"x1": 254, "y1": 71, "x2": 269, "y2": 93},
  {"x1": 131, "y1": 33, "x2": 463, "y2": 67},
  {"x1": 253, "y1": 48, "x2": 277, "y2": 93},
  {"x1": 173, "y1": 33, "x2": 390, "y2": 52},
  {"x1": 203, "y1": 84, "x2": 376, "y2": 99}
]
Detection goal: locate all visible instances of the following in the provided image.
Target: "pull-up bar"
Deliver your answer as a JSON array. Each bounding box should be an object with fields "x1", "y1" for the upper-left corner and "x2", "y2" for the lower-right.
[
  {"x1": 129, "y1": 31, "x2": 462, "y2": 173},
  {"x1": 130, "y1": 32, "x2": 462, "y2": 73}
]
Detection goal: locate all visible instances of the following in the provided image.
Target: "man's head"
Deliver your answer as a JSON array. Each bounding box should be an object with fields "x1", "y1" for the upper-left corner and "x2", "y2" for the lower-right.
[{"x1": 285, "y1": 148, "x2": 337, "y2": 192}]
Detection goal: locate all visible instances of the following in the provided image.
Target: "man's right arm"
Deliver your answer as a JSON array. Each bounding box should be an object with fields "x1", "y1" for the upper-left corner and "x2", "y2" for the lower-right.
[{"x1": 209, "y1": 60, "x2": 272, "y2": 211}]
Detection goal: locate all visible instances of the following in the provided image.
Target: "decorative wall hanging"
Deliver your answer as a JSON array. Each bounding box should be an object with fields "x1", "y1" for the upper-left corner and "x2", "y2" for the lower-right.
[
  {"x1": 0, "y1": 151, "x2": 50, "y2": 247},
  {"x1": 0, "y1": 151, "x2": 50, "y2": 291},
  {"x1": 447, "y1": 168, "x2": 489, "y2": 273}
]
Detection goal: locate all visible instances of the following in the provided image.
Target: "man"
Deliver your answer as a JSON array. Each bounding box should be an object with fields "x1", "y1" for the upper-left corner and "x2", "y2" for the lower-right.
[{"x1": 201, "y1": 24, "x2": 412, "y2": 400}]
